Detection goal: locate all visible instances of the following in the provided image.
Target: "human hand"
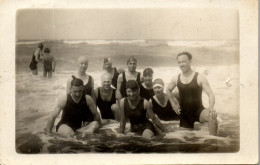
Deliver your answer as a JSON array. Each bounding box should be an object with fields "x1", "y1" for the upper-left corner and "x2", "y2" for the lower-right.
[
  {"x1": 208, "y1": 108, "x2": 217, "y2": 119},
  {"x1": 172, "y1": 104, "x2": 181, "y2": 115}
]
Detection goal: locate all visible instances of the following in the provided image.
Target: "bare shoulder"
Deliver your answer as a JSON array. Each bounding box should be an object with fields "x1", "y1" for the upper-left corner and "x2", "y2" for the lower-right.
[
  {"x1": 116, "y1": 67, "x2": 125, "y2": 74},
  {"x1": 57, "y1": 94, "x2": 67, "y2": 108},
  {"x1": 120, "y1": 98, "x2": 125, "y2": 105},
  {"x1": 197, "y1": 73, "x2": 208, "y2": 82}
]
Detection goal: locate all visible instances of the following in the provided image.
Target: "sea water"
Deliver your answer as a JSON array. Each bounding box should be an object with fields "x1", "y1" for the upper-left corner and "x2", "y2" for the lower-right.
[{"x1": 16, "y1": 40, "x2": 239, "y2": 153}]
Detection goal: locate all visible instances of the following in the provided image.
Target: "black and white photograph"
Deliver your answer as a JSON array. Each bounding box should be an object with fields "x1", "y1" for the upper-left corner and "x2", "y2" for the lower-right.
[
  {"x1": 15, "y1": 8, "x2": 240, "y2": 153},
  {"x1": 0, "y1": 0, "x2": 258, "y2": 164}
]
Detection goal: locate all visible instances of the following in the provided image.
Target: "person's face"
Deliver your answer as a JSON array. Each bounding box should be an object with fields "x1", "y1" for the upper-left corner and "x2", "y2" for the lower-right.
[
  {"x1": 70, "y1": 85, "x2": 84, "y2": 102},
  {"x1": 177, "y1": 55, "x2": 191, "y2": 73},
  {"x1": 153, "y1": 86, "x2": 164, "y2": 96},
  {"x1": 78, "y1": 59, "x2": 88, "y2": 72},
  {"x1": 144, "y1": 74, "x2": 153, "y2": 85},
  {"x1": 127, "y1": 61, "x2": 137, "y2": 72},
  {"x1": 126, "y1": 88, "x2": 139, "y2": 100},
  {"x1": 101, "y1": 76, "x2": 112, "y2": 90},
  {"x1": 103, "y1": 62, "x2": 112, "y2": 70}
]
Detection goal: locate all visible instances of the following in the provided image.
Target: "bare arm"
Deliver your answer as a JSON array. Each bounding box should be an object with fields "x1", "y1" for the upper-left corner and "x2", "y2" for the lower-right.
[
  {"x1": 116, "y1": 74, "x2": 123, "y2": 101},
  {"x1": 118, "y1": 98, "x2": 126, "y2": 133},
  {"x1": 34, "y1": 48, "x2": 42, "y2": 62},
  {"x1": 91, "y1": 79, "x2": 96, "y2": 104},
  {"x1": 166, "y1": 76, "x2": 181, "y2": 115},
  {"x1": 86, "y1": 95, "x2": 101, "y2": 127},
  {"x1": 93, "y1": 88, "x2": 99, "y2": 106},
  {"x1": 66, "y1": 77, "x2": 72, "y2": 95},
  {"x1": 116, "y1": 67, "x2": 125, "y2": 74},
  {"x1": 46, "y1": 95, "x2": 66, "y2": 133},
  {"x1": 52, "y1": 56, "x2": 56, "y2": 72},
  {"x1": 199, "y1": 74, "x2": 215, "y2": 109},
  {"x1": 145, "y1": 100, "x2": 165, "y2": 132}
]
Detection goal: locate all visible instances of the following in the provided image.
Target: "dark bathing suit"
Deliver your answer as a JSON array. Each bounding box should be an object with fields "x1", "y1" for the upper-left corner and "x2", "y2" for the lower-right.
[
  {"x1": 177, "y1": 72, "x2": 204, "y2": 128},
  {"x1": 120, "y1": 72, "x2": 141, "y2": 97},
  {"x1": 56, "y1": 94, "x2": 94, "y2": 132},
  {"x1": 96, "y1": 88, "x2": 116, "y2": 119},
  {"x1": 124, "y1": 98, "x2": 156, "y2": 134},
  {"x1": 43, "y1": 55, "x2": 53, "y2": 72},
  {"x1": 151, "y1": 97, "x2": 179, "y2": 121},
  {"x1": 83, "y1": 76, "x2": 93, "y2": 96},
  {"x1": 29, "y1": 52, "x2": 38, "y2": 70},
  {"x1": 111, "y1": 67, "x2": 119, "y2": 89},
  {"x1": 140, "y1": 84, "x2": 154, "y2": 101}
]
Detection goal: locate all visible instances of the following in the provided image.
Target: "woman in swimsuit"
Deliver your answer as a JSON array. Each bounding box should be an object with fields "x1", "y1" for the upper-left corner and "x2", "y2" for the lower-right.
[{"x1": 118, "y1": 80, "x2": 166, "y2": 138}]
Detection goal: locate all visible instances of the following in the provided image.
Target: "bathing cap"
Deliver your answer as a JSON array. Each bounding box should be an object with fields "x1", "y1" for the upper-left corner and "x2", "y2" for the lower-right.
[
  {"x1": 143, "y1": 68, "x2": 154, "y2": 76},
  {"x1": 71, "y1": 75, "x2": 84, "y2": 87},
  {"x1": 153, "y1": 78, "x2": 164, "y2": 88}
]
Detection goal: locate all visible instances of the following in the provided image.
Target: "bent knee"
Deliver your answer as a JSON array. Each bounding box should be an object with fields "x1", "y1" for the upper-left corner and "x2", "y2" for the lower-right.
[
  {"x1": 58, "y1": 124, "x2": 75, "y2": 138},
  {"x1": 111, "y1": 104, "x2": 119, "y2": 111},
  {"x1": 142, "y1": 129, "x2": 154, "y2": 138}
]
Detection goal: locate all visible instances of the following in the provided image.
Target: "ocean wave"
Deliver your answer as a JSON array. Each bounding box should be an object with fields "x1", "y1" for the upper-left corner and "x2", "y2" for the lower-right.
[
  {"x1": 16, "y1": 40, "x2": 43, "y2": 45},
  {"x1": 63, "y1": 40, "x2": 148, "y2": 45},
  {"x1": 167, "y1": 40, "x2": 239, "y2": 48}
]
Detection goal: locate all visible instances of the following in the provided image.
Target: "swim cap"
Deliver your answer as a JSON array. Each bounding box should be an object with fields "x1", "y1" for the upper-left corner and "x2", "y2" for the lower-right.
[
  {"x1": 153, "y1": 78, "x2": 164, "y2": 88},
  {"x1": 143, "y1": 68, "x2": 153, "y2": 76},
  {"x1": 126, "y1": 80, "x2": 139, "y2": 90},
  {"x1": 127, "y1": 56, "x2": 137, "y2": 64},
  {"x1": 71, "y1": 75, "x2": 84, "y2": 87},
  {"x1": 44, "y1": 47, "x2": 51, "y2": 53}
]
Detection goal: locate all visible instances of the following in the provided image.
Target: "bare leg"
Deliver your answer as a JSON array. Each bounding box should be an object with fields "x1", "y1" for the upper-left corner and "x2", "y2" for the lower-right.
[
  {"x1": 43, "y1": 69, "x2": 47, "y2": 77},
  {"x1": 32, "y1": 69, "x2": 38, "y2": 75},
  {"x1": 111, "y1": 103, "x2": 120, "y2": 121},
  {"x1": 199, "y1": 109, "x2": 218, "y2": 136},
  {"x1": 142, "y1": 129, "x2": 154, "y2": 139},
  {"x1": 48, "y1": 71, "x2": 52, "y2": 78},
  {"x1": 57, "y1": 124, "x2": 75, "y2": 138},
  {"x1": 77, "y1": 121, "x2": 99, "y2": 135}
]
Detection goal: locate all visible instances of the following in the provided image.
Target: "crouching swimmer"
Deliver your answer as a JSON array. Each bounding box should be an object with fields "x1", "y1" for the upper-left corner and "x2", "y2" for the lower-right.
[{"x1": 46, "y1": 76, "x2": 101, "y2": 138}]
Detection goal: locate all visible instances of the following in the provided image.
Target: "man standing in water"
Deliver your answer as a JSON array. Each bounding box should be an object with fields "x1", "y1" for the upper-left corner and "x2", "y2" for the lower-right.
[
  {"x1": 166, "y1": 51, "x2": 218, "y2": 135},
  {"x1": 29, "y1": 43, "x2": 44, "y2": 75},
  {"x1": 140, "y1": 68, "x2": 154, "y2": 101},
  {"x1": 103, "y1": 57, "x2": 125, "y2": 89},
  {"x1": 116, "y1": 56, "x2": 141, "y2": 101},
  {"x1": 42, "y1": 47, "x2": 56, "y2": 78},
  {"x1": 46, "y1": 76, "x2": 101, "y2": 138},
  {"x1": 94, "y1": 73, "x2": 120, "y2": 121}
]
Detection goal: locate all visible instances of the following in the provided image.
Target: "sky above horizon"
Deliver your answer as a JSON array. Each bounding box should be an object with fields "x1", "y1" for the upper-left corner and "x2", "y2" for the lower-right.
[{"x1": 16, "y1": 9, "x2": 238, "y2": 40}]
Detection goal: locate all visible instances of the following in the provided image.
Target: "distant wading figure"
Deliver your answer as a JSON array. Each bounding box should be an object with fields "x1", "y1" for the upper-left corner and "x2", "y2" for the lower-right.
[
  {"x1": 46, "y1": 76, "x2": 101, "y2": 138},
  {"x1": 42, "y1": 48, "x2": 56, "y2": 78},
  {"x1": 116, "y1": 56, "x2": 141, "y2": 101},
  {"x1": 103, "y1": 57, "x2": 125, "y2": 89},
  {"x1": 94, "y1": 73, "x2": 120, "y2": 121},
  {"x1": 150, "y1": 78, "x2": 179, "y2": 121},
  {"x1": 66, "y1": 56, "x2": 95, "y2": 101},
  {"x1": 140, "y1": 68, "x2": 154, "y2": 101},
  {"x1": 118, "y1": 80, "x2": 166, "y2": 138},
  {"x1": 166, "y1": 51, "x2": 218, "y2": 135},
  {"x1": 29, "y1": 43, "x2": 44, "y2": 75}
]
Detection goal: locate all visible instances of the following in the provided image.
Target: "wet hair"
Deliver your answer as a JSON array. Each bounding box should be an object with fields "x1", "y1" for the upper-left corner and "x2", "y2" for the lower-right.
[
  {"x1": 127, "y1": 56, "x2": 137, "y2": 64},
  {"x1": 176, "y1": 51, "x2": 192, "y2": 60},
  {"x1": 44, "y1": 47, "x2": 51, "y2": 53},
  {"x1": 143, "y1": 68, "x2": 154, "y2": 76},
  {"x1": 126, "y1": 80, "x2": 139, "y2": 91},
  {"x1": 71, "y1": 75, "x2": 84, "y2": 87}
]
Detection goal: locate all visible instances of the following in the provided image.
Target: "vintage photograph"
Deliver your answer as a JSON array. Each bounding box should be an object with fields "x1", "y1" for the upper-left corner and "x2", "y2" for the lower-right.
[{"x1": 15, "y1": 9, "x2": 239, "y2": 153}]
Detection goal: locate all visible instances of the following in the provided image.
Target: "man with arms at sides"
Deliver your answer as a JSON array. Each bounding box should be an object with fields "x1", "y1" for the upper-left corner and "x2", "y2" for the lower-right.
[
  {"x1": 140, "y1": 68, "x2": 155, "y2": 101},
  {"x1": 42, "y1": 47, "x2": 56, "y2": 78},
  {"x1": 116, "y1": 56, "x2": 142, "y2": 101},
  {"x1": 150, "y1": 78, "x2": 179, "y2": 122},
  {"x1": 94, "y1": 73, "x2": 120, "y2": 121},
  {"x1": 66, "y1": 56, "x2": 95, "y2": 102},
  {"x1": 29, "y1": 43, "x2": 44, "y2": 75},
  {"x1": 103, "y1": 57, "x2": 125, "y2": 89},
  {"x1": 46, "y1": 76, "x2": 101, "y2": 138},
  {"x1": 166, "y1": 51, "x2": 218, "y2": 135},
  {"x1": 118, "y1": 80, "x2": 166, "y2": 138}
]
